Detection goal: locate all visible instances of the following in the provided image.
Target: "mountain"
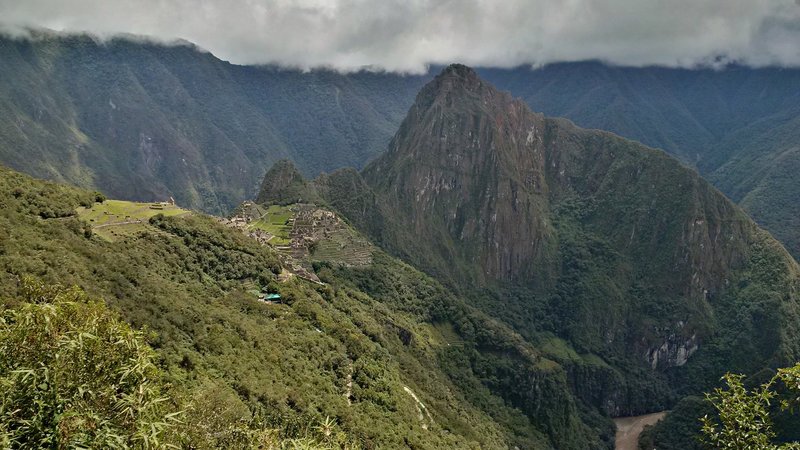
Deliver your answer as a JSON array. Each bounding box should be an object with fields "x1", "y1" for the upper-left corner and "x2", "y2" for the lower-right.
[
  {"x1": 0, "y1": 31, "x2": 427, "y2": 214},
  {"x1": 2, "y1": 33, "x2": 800, "y2": 261},
  {"x1": 363, "y1": 64, "x2": 558, "y2": 285},
  {"x1": 476, "y1": 63, "x2": 800, "y2": 259},
  {"x1": 317, "y1": 65, "x2": 800, "y2": 447},
  {"x1": 255, "y1": 159, "x2": 320, "y2": 205}
]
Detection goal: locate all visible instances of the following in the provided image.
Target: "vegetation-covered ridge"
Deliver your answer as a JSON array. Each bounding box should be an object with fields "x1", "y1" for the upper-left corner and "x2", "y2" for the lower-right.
[
  {"x1": 310, "y1": 65, "x2": 800, "y2": 448},
  {"x1": 0, "y1": 164, "x2": 626, "y2": 448},
  {"x1": 0, "y1": 31, "x2": 427, "y2": 214}
]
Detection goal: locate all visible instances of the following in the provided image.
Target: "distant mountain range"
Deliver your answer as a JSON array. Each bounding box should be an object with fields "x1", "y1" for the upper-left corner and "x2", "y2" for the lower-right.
[
  {"x1": 0, "y1": 32, "x2": 427, "y2": 213},
  {"x1": 2, "y1": 33, "x2": 799, "y2": 261}
]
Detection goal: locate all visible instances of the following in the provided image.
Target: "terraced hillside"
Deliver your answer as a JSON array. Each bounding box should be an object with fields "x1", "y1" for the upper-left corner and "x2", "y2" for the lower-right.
[
  {"x1": 77, "y1": 199, "x2": 190, "y2": 241},
  {"x1": 225, "y1": 199, "x2": 374, "y2": 286}
]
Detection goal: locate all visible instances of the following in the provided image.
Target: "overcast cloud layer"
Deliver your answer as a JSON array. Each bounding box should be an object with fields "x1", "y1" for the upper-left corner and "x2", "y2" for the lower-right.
[{"x1": 1, "y1": 0, "x2": 799, "y2": 72}]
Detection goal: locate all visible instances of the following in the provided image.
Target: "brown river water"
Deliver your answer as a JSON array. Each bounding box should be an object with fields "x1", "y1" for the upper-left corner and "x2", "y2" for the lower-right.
[{"x1": 614, "y1": 411, "x2": 667, "y2": 450}]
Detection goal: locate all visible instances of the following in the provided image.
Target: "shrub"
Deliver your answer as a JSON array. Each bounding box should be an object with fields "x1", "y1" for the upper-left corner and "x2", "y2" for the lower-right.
[
  {"x1": 701, "y1": 364, "x2": 800, "y2": 449},
  {"x1": 0, "y1": 278, "x2": 181, "y2": 449}
]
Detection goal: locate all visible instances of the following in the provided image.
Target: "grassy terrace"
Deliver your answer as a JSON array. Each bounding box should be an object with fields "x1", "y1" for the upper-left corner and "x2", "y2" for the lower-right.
[
  {"x1": 78, "y1": 200, "x2": 190, "y2": 241},
  {"x1": 247, "y1": 205, "x2": 294, "y2": 245},
  {"x1": 311, "y1": 228, "x2": 373, "y2": 266}
]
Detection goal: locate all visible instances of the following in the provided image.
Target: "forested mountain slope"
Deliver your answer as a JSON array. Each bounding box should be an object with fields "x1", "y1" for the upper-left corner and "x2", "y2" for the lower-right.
[
  {"x1": 0, "y1": 32, "x2": 426, "y2": 214},
  {"x1": 316, "y1": 65, "x2": 800, "y2": 448}
]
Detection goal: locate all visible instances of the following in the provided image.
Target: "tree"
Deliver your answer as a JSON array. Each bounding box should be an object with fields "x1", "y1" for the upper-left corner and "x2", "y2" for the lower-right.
[
  {"x1": 0, "y1": 278, "x2": 356, "y2": 449},
  {"x1": 701, "y1": 364, "x2": 800, "y2": 450},
  {"x1": 0, "y1": 278, "x2": 180, "y2": 449}
]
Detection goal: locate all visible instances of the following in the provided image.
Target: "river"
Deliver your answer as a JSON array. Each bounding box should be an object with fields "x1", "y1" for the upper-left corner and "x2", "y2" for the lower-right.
[{"x1": 614, "y1": 411, "x2": 667, "y2": 450}]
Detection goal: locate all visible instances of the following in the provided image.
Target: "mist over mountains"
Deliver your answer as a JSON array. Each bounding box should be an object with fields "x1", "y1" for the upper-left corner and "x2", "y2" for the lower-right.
[
  {"x1": 4, "y1": 0, "x2": 800, "y2": 71},
  {"x1": 2, "y1": 32, "x2": 800, "y2": 259}
]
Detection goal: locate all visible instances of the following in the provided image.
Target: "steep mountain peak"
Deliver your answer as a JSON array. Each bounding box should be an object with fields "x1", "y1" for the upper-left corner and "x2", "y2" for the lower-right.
[
  {"x1": 360, "y1": 66, "x2": 766, "y2": 310},
  {"x1": 364, "y1": 68, "x2": 553, "y2": 284},
  {"x1": 437, "y1": 63, "x2": 480, "y2": 86},
  {"x1": 382, "y1": 63, "x2": 543, "y2": 168},
  {"x1": 412, "y1": 63, "x2": 517, "y2": 114},
  {"x1": 255, "y1": 159, "x2": 319, "y2": 205}
]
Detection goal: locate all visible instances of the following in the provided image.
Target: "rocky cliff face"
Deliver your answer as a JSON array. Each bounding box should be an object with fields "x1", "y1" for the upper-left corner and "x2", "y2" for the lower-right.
[
  {"x1": 364, "y1": 64, "x2": 557, "y2": 284},
  {"x1": 329, "y1": 65, "x2": 800, "y2": 399}
]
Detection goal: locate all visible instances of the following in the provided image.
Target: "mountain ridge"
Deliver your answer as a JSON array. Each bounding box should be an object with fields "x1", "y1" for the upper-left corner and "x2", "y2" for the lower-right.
[
  {"x1": 309, "y1": 65, "x2": 800, "y2": 448},
  {"x1": 3, "y1": 33, "x2": 800, "y2": 262}
]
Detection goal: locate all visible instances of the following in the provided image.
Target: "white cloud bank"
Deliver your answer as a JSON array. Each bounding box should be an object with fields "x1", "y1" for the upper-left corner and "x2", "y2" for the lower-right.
[{"x1": 1, "y1": 0, "x2": 798, "y2": 72}]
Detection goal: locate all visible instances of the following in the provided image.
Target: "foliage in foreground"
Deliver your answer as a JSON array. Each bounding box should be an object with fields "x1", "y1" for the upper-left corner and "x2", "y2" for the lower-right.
[
  {"x1": 0, "y1": 278, "x2": 356, "y2": 449},
  {"x1": 0, "y1": 277, "x2": 179, "y2": 448},
  {"x1": 701, "y1": 364, "x2": 800, "y2": 450}
]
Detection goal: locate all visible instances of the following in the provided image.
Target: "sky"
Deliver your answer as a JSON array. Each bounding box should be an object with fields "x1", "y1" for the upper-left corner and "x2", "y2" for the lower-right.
[{"x1": 0, "y1": 0, "x2": 799, "y2": 73}]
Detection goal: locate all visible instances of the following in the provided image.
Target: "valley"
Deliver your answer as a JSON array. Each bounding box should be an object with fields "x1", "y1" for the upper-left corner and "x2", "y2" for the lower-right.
[{"x1": 614, "y1": 412, "x2": 667, "y2": 450}]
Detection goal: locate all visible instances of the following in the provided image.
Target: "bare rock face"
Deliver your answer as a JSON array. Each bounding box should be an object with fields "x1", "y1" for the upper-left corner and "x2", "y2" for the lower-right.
[
  {"x1": 643, "y1": 322, "x2": 700, "y2": 370},
  {"x1": 364, "y1": 64, "x2": 557, "y2": 284}
]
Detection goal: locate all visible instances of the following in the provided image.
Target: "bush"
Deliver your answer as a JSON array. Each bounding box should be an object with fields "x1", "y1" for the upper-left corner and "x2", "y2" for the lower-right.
[
  {"x1": 0, "y1": 278, "x2": 181, "y2": 448},
  {"x1": 701, "y1": 365, "x2": 800, "y2": 449}
]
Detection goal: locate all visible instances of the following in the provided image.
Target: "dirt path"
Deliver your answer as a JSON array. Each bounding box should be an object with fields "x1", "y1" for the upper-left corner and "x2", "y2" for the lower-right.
[
  {"x1": 94, "y1": 219, "x2": 144, "y2": 228},
  {"x1": 614, "y1": 411, "x2": 667, "y2": 450},
  {"x1": 343, "y1": 361, "x2": 353, "y2": 406}
]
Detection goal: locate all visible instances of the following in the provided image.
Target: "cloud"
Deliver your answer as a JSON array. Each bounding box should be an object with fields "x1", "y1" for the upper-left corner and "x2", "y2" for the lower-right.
[{"x1": 0, "y1": 0, "x2": 798, "y2": 72}]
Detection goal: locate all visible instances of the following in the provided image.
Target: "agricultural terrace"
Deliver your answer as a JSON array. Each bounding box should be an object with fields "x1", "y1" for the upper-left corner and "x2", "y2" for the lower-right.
[
  {"x1": 247, "y1": 205, "x2": 294, "y2": 245},
  {"x1": 78, "y1": 200, "x2": 190, "y2": 241}
]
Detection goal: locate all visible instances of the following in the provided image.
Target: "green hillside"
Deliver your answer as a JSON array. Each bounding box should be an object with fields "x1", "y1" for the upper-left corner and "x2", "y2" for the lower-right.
[{"x1": 0, "y1": 164, "x2": 625, "y2": 449}]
